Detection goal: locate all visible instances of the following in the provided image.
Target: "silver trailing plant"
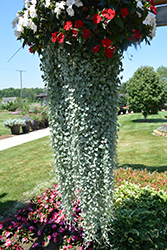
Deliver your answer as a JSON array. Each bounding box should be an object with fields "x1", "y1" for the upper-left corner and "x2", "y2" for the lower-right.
[{"x1": 40, "y1": 45, "x2": 123, "y2": 245}]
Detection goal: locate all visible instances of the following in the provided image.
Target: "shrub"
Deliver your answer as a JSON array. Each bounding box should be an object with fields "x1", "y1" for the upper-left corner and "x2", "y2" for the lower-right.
[{"x1": 111, "y1": 183, "x2": 167, "y2": 250}]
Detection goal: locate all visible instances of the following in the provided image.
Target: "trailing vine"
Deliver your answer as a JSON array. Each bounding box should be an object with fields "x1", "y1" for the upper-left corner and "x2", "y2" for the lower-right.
[{"x1": 40, "y1": 45, "x2": 123, "y2": 244}]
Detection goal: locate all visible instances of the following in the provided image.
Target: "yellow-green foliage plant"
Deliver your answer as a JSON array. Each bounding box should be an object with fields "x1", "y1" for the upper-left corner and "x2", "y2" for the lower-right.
[{"x1": 13, "y1": 0, "x2": 157, "y2": 246}]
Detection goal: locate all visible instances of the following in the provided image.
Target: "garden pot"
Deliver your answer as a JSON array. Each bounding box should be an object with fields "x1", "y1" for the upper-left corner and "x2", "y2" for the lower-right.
[
  {"x1": 11, "y1": 125, "x2": 20, "y2": 135},
  {"x1": 22, "y1": 121, "x2": 30, "y2": 133},
  {"x1": 30, "y1": 121, "x2": 40, "y2": 131}
]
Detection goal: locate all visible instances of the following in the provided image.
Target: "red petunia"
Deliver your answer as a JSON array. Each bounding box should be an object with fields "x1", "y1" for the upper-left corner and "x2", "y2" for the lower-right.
[
  {"x1": 57, "y1": 32, "x2": 65, "y2": 43},
  {"x1": 51, "y1": 31, "x2": 58, "y2": 43},
  {"x1": 82, "y1": 29, "x2": 90, "y2": 39},
  {"x1": 101, "y1": 38, "x2": 112, "y2": 48},
  {"x1": 75, "y1": 20, "x2": 84, "y2": 28},
  {"x1": 72, "y1": 29, "x2": 78, "y2": 37},
  {"x1": 105, "y1": 47, "x2": 115, "y2": 58},
  {"x1": 92, "y1": 14, "x2": 101, "y2": 24},
  {"x1": 120, "y1": 7, "x2": 129, "y2": 18},
  {"x1": 92, "y1": 45, "x2": 101, "y2": 53},
  {"x1": 101, "y1": 8, "x2": 116, "y2": 20},
  {"x1": 134, "y1": 29, "x2": 141, "y2": 41},
  {"x1": 64, "y1": 21, "x2": 72, "y2": 31}
]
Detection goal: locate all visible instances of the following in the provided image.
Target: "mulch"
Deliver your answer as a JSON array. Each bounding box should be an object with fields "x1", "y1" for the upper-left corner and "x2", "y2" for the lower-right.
[{"x1": 0, "y1": 134, "x2": 17, "y2": 140}]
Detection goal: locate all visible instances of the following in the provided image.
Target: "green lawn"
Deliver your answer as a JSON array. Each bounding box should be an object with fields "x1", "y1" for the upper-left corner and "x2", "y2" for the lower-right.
[
  {"x1": 0, "y1": 111, "x2": 167, "y2": 217},
  {"x1": 0, "y1": 136, "x2": 53, "y2": 216},
  {"x1": 117, "y1": 111, "x2": 167, "y2": 172},
  {"x1": 0, "y1": 112, "x2": 20, "y2": 135}
]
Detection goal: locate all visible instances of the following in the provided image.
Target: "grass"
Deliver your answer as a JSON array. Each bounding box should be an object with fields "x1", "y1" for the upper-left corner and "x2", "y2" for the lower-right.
[
  {"x1": 0, "y1": 111, "x2": 167, "y2": 217},
  {"x1": 0, "y1": 112, "x2": 19, "y2": 135},
  {"x1": 0, "y1": 136, "x2": 55, "y2": 216},
  {"x1": 117, "y1": 111, "x2": 167, "y2": 172}
]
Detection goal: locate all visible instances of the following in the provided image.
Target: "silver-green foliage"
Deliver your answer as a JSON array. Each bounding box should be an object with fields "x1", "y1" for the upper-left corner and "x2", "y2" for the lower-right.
[
  {"x1": 40, "y1": 46, "x2": 123, "y2": 244},
  {"x1": 3, "y1": 118, "x2": 26, "y2": 128}
]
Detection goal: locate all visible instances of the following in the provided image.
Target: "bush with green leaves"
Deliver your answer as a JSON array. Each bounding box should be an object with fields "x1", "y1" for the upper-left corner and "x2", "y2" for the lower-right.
[
  {"x1": 127, "y1": 66, "x2": 164, "y2": 120},
  {"x1": 110, "y1": 182, "x2": 167, "y2": 250},
  {"x1": 3, "y1": 118, "x2": 26, "y2": 128}
]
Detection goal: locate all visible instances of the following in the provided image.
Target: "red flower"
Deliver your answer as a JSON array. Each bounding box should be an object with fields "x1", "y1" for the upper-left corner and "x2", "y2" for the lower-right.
[
  {"x1": 92, "y1": 45, "x2": 101, "y2": 53},
  {"x1": 120, "y1": 7, "x2": 129, "y2": 18},
  {"x1": 105, "y1": 47, "x2": 115, "y2": 58},
  {"x1": 101, "y1": 8, "x2": 115, "y2": 20},
  {"x1": 82, "y1": 29, "x2": 90, "y2": 39},
  {"x1": 64, "y1": 21, "x2": 72, "y2": 31},
  {"x1": 150, "y1": 5, "x2": 157, "y2": 14},
  {"x1": 57, "y1": 32, "x2": 65, "y2": 43},
  {"x1": 29, "y1": 47, "x2": 34, "y2": 53},
  {"x1": 75, "y1": 20, "x2": 84, "y2": 28},
  {"x1": 72, "y1": 29, "x2": 78, "y2": 37},
  {"x1": 51, "y1": 31, "x2": 58, "y2": 43},
  {"x1": 101, "y1": 38, "x2": 112, "y2": 48},
  {"x1": 129, "y1": 36, "x2": 133, "y2": 41},
  {"x1": 134, "y1": 29, "x2": 141, "y2": 41},
  {"x1": 92, "y1": 14, "x2": 101, "y2": 24}
]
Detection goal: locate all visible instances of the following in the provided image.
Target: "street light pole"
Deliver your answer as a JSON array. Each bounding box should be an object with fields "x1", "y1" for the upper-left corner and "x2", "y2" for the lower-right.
[{"x1": 16, "y1": 70, "x2": 26, "y2": 100}]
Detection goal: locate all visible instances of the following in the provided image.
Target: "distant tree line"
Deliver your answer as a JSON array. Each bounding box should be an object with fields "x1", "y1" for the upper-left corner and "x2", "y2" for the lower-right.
[{"x1": 0, "y1": 87, "x2": 45, "y2": 103}]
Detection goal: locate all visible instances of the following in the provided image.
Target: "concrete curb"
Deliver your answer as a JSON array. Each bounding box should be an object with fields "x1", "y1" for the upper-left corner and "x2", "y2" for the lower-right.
[{"x1": 0, "y1": 128, "x2": 50, "y2": 151}]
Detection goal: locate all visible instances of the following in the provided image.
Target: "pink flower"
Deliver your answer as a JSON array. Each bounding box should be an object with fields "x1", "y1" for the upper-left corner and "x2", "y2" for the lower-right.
[
  {"x1": 0, "y1": 223, "x2": 4, "y2": 229},
  {"x1": 5, "y1": 239, "x2": 11, "y2": 247},
  {"x1": 67, "y1": 238, "x2": 71, "y2": 243},
  {"x1": 52, "y1": 232, "x2": 58, "y2": 237},
  {"x1": 37, "y1": 230, "x2": 41, "y2": 236},
  {"x1": 53, "y1": 237, "x2": 57, "y2": 243},
  {"x1": 5, "y1": 231, "x2": 10, "y2": 238},
  {"x1": 29, "y1": 226, "x2": 35, "y2": 232},
  {"x1": 47, "y1": 235, "x2": 51, "y2": 241},
  {"x1": 32, "y1": 243, "x2": 38, "y2": 248}
]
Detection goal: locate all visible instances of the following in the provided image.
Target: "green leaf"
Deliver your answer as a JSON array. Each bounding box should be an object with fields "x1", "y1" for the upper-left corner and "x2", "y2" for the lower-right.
[
  {"x1": 98, "y1": 0, "x2": 107, "y2": 7},
  {"x1": 114, "y1": 17, "x2": 124, "y2": 29},
  {"x1": 128, "y1": 237, "x2": 134, "y2": 243},
  {"x1": 64, "y1": 42, "x2": 72, "y2": 54}
]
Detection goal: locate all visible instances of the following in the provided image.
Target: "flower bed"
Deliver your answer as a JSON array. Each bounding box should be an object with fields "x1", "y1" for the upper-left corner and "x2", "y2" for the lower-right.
[
  {"x1": 0, "y1": 168, "x2": 167, "y2": 250},
  {"x1": 154, "y1": 124, "x2": 167, "y2": 137}
]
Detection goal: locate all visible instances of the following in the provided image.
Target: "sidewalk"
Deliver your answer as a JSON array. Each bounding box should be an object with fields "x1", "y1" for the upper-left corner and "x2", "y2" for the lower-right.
[{"x1": 0, "y1": 128, "x2": 50, "y2": 151}]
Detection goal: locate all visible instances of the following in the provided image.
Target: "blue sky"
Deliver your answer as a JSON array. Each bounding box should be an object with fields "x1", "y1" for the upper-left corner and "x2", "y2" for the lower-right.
[{"x1": 0, "y1": 0, "x2": 167, "y2": 90}]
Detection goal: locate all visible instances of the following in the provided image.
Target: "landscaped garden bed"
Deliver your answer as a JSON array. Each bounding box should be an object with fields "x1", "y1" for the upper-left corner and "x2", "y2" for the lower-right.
[{"x1": 0, "y1": 168, "x2": 167, "y2": 250}]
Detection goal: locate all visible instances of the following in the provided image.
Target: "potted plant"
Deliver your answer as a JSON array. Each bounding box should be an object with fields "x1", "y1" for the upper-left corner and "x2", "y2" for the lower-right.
[
  {"x1": 22, "y1": 116, "x2": 32, "y2": 133},
  {"x1": 30, "y1": 113, "x2": 42, "y2": 130},
  {"x1": 3, "y1": 118, "x2": 26, "y2": 135}
]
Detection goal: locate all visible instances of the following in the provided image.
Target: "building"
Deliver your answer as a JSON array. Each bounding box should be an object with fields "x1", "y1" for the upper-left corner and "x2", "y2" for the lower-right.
[{"x1": 2, "y1": 97, "x2": 17, "y2": 104}]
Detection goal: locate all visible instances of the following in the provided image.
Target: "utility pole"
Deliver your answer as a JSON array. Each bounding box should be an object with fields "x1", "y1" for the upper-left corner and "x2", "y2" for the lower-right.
[{"x1": 16, "y1": 70, "x2": 26, "y2": 100}]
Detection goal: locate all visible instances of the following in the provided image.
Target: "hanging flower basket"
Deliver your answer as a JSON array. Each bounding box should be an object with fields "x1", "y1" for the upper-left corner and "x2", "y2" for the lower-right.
[{"x1": 13, "y1": 0, "x2": 157, "y2": 247}]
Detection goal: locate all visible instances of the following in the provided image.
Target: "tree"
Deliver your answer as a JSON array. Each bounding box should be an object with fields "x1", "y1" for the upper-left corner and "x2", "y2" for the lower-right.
[
  {"x1": 127, "y1": 66, "x2": 163, "y2": 120},
  {"x1": 156, "y1": 66, "x2": 167, "y2": 103}
]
